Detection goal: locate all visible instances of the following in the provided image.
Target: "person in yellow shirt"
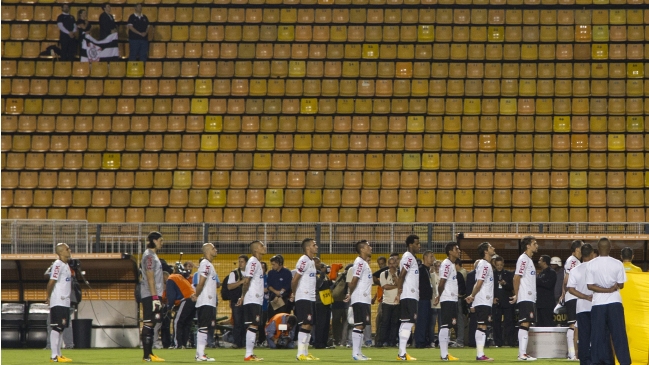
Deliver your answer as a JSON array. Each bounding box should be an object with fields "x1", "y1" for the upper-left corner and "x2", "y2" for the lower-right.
[{"x1": 621, "y1": 247, "x2": 642, "y2": 272}]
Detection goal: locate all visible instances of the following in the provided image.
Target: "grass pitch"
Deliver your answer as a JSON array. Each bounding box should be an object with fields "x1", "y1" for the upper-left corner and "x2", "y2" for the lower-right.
[{"x1": 2, "y1": 346, "x2": 569, "y2": 364}]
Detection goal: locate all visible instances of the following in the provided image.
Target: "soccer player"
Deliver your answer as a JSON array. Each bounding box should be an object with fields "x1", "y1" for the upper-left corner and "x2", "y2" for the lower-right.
[
  {"x1": 586, "y1": 238, "x2": 631, "y2": 365},
  {"x1": 348, "y1": 240, "x2": 373, "y2": 361},
  {"x1": 396, "y1": 235, "x2": 420, "y2": 361},
  {"x1": 46, "y1": 243, "x2": 73, "y2": 363},
  {"x1": 566, "y1": 243, "x2": 597, "y2": 365},
  {"x1": 191, "y1": 243, "x2": 218, "y2": 362},
  {"x1": 436, "y1": 242, "x2": 461, "y2": 362},
  {"x1": 465, "y1": 242, "x2": 496, "y2": 362},
  {"x1": 291, "y1": 238, "x2": 319, "y2": 361},
  {"x1": 510, "y1": 235, "x2": 538, "y2": 361},
  {"x1": 140, "y1": 231, "x2": 165, "y2": 362},
  {"x1": 562, "y1": 240, "x2": 583, "y2": 360},
  {"x1": 238, "y1": 240, "x2": 267, "y2": 361}
]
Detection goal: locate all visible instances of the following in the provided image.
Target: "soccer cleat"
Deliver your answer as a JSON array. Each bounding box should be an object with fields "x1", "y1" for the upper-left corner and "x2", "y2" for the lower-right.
[
  {"x1": 441, "y1": 354, "x2": 459, "y2": 361},
  {"x1": 147, "y1": 354, "x2": 165, "y2": 362},
  {"x1": 352, "y1": 354, "x2": 371, "y2": 361},
  {"x1": 476, "y1": 355, "x2": 494, "y2": 361},
  {"x1": 306, "y1": 354, "x2": 320, "y2": 361},
  {"x1": 51, "y1": 356, "x2": 72, "y2": 363},
  {"x1": 196, "y1": 355, "x2": 215, "y2": 362},
  {"x1": 567, "y1": 356, "x2": 578, "y2": 361},
  {"x1": 245, "y1": 355, "x2": 263, "y2": 361},
  {"x1": 397, "y1": 353, "x2": 417, "y2": 361},
  {"x1": 518, "y1": 354, "x2": 537, "y2": 361}
]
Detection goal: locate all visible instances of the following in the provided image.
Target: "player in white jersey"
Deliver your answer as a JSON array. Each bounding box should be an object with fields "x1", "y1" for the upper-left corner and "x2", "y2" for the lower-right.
[
  {"x1": 139, "y1": 231, "x2": 166, "y2": 362},
  {"x1": 347, "y1": 240, "x2": 373, "y2": 361},
  {"x1": 561, "y1": 240, "x2": 583, "y2": 360},
  {"x1": 291, "y1": 238, "x2": 319, "y2": 361},
  {"x1": 396, "y1": 234, "x2": 420, "y2": 361},
  {"x1": 436, "y1": 242, "x2": 461, "y2": 362},
  {"x1": 191, "y1": 243, "x2": 218, "y2": 362},
  {"x1": 46, "y1": 243, "x2": 73, "y2": 363},
  {"x1": 510, "y1": 236, "x2": 539, "y2": 361},
  {"x1": 466, "y1": 242, "x2": 497, "y2": 361},
  {"x1": 238, "y1": 240, "x2": 267, "y2": 361},
  {"x1": 566, "y1": 243, "x2": 598, "y2": 365}
]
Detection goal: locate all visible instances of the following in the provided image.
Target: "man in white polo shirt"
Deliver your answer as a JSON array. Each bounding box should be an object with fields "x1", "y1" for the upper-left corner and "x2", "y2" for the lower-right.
[{"x1": 586, "y1": 238, "x2": 631, "y2": 365}]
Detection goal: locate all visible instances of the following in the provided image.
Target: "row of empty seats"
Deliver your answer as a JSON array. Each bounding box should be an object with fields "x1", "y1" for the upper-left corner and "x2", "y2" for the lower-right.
[
  {"x1": 3, "y1": 170, "x2": 649, "y2": 190},
  {"x1": 1, "y1": 0, "x2": 648, "y2": 5},
  {"x1": 4, "y1": 61, "x2": 646, "y2": 79},
  {"x1": 3, "y1": 115, "x2": 647, "y2": 133},
  {"x1": 3, "y1": 6, "x2": 648, "y2": 24},
  {"x1": 3, "y1": 133, "x2": 649, "y2": 153},
  {"x1": 2, "y1": 206, "x2": 647, "y2": 224}
]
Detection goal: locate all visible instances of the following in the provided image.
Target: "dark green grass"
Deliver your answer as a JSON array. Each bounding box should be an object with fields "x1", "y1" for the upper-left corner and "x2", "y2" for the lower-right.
[{"x1": 2, "y1": 346, "x2": 569, "y2": 364}]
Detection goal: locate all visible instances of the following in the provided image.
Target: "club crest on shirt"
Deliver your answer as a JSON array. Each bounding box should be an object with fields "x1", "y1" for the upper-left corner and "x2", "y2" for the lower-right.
[
  {"x1": 529, "y1": 311, "x2": 534, "y2": 318},
  {"x1": 488, "y1": 315, "x2": 492, "y2": 322},
  {"x1": 255, "y1": 315, "x2": 260, "y2": 322},
  {"x1": 366, "y1": 315, "x2": 370, "y2": 322},
  {"x1": 62, "y1": 318, "x2": 66, "y2": 326},
  {"x1": 307, "y1": 314, "x2": 312, "y2": 321},
  {"x1": 451, "y1": 317, "x2": 456, "y2": 325}
]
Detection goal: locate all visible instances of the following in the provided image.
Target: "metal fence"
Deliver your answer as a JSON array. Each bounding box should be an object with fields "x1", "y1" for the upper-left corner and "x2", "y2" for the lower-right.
[{"x1": 1, "y1": 220, "x2": 647, "y2": 255}]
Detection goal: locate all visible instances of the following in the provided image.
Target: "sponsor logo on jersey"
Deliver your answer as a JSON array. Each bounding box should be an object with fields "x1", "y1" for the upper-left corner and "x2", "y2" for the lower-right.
[
  {"x1": 519, "y1": 261, "x2": 526, "y2": 274},
  {"x1": 53, "y1": 265, "x2": 60, "y2": 279}
]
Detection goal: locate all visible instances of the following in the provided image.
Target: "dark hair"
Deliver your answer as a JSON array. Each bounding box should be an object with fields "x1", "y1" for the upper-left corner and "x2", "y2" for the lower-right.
[
  {"x1": 355, "y1": 240, "x2": 368, "y2": 254},
  {"x1": 77, "y1": 9, "x2": 85, "y2": 18},
  {"x1": 102, "y1": 3, "x2": 110, "y2": 10},
  {"x1": 261, "y1": 261, "x2": 268, "y2": 273},
  {"x1": 301, "y1": 238, "x2": 314, "y2": 251},
  {"x1": 593, "y1": 248, "x2": 599, "y2": 256},
  {"x1": 445, "y1": 242, "x2": 457, "y2": 256},
  {"x1": 286, "y1": 315, "x2": 297, "y2": 328},
  {"x1": 160, "y1": 259, "x2": 173, "y2": 275},
  {"x1": 406, "y1": 234, "x2": 420, "y2": 246},
  {"x1": 570, "y1": 240, "x2": 584, "y2": 253},
  {"x1": 539, "y1": 255, "x2": 551, "y2": 266},
  {"x1": 249, "y1": 240, "x2": 262, "y2": 251},
  {"x1": 390, "y1": 252, "x2": 399, "y2": 258},
  {"x1": 422, "y1": 250, "x2": 434, "y2": 259},
  {"x1": 377, "y1": 256, "x2": 387, "y2": 264},
  {"x1": 270, "y1": 255, "x2": 284, "y2": 266},
  {"x1": 520, "y1": 236, "x2": 536, "y2": 251},
  {"x1": 581, "y1": 243, "x2": 594, "y2": 258},
  {"x1": 454, "y1": 258, "x2": 462, "y2": 266},
  {"x1": 621, "y1": 247, "x2": 633, "y2": 260},
  {"x1": 477, "y1": 242, "x2": 490, "y2": 259},
  {"x1": 494, "y1": 256, "x2": 504, "y2": 263},
  {"x1": 146, "y1": 231, "x2": 162, "y2": 249},
  {"x1": 238, "y1": 254, "x2": 249, "y2": 262}
]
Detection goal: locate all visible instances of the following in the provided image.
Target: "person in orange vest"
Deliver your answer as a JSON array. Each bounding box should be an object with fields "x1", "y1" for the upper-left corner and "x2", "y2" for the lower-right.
[
  {"x1": 265, "y1": 313, "x2": 297, "y2": 349},
  {"x1": 166, "y1": 263, "x2": 196, "y2": 349}
]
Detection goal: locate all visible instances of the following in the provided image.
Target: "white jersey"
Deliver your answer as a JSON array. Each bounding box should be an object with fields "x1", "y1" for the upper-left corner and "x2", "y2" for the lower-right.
[
  {"x1": 564, "y1": 255, "x2": 581, "y2": 302},
  {"x1": 350, "y1": 256, "x2": 372, "y2": 305},
  {"x1": 196, "y1": 259, "x2": 217, "y2": 308},
  {"x1": 294, "y1": 254, "x2": 317, "y2": 302},
  {"x1": 586, "y1": 256, "x2": 626, "y2": 306},
  {"x1": 243, "y1": 256, "x2": 264, "y2": 305},
  {"x1": 49, "y1": 259, "x2": 72, "y2": 308},
  {"x1": 515, "y1": 253, "x2": 537, "y2": 303},
  {"x1": 399, "y1": 251, "x2": 420, "y2": 300},
  {"x1": 438, "y1": 258, "x2": 458, "y2": 303},
  {"x1": 566, "y1": 262, "x2": 592, "y2": 313},
  {"x1": 473, "y1": 259, "x2": 494, "y2": 307}
]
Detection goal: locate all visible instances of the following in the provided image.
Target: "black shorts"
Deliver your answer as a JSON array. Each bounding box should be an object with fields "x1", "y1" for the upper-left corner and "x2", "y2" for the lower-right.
[
  {"x1": 440, "y1": 301, "x2": 458, "y2": 329},
  {"x1": 244, "y1": 303, "x2": 262, "y2": 326},
  {"x1": 399, "y1": 298, "x2": 418, "y2": 323},
  {"x1": 565, "y1": 299, "x2": 577, "y2": 324},
  {"x1": 352, "y1": 303, "x2": 371, "y2": 326},
  {"x1": 141, "y1": 297, "x2": 161, "y2": 324},
  {"x1": 196, "y1": 305, "x2": 216, "y2": 329},
  {"x1": 295, "y1": 300, "x2": 315, "y2": 326},
  {"x1": 517, "y1": 301, "x2": 536, "y2": 324},
  {"x1": 474, "y1": 305, "x2": 492, "y2": 325},
  {"x1": 49, "y1": 306, "x2": 70, "y2": 329}
]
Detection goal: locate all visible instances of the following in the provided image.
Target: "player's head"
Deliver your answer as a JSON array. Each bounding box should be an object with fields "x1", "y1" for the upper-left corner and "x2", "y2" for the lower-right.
[
  {"x1": 520, "y1": 235, "x2": 537, "y2": 254},
  {"x1": 55, "y1": 243, "x2": 71, "y2": 261},
  {"x1": 570, "y1": 240, "x2": 584, "y2": 258},
  {"x1": 147, "y1": 231, "x2": 163, "y2": 249},
  {"x1": 405, "y1": 234, "x2": 420, "y2": 253},
  {"x1": 377, "y1": 256, "x2": 387, "y2": 268},
  {"x1": 202, "y1": 242, "x2": 217, "y2": 259},
  {"x1": 581, "y1": 243, "x2": 595, "y2": 262},
  {"x1": 493, "y1": 255, "x2": 504, "y2": 271},
  {"x1": 390, "y1": 252, "x2": 399, "y2": 259},
  {"x1": 445, "y1": 242, "x2": 461, "y2": 260},
  {"x1": 538, "y1": 255, "x2": 551, "y2": 268},
  {"x1": 597, "y1": 237, "x2": 611, "y2": 256},
  {"x1": 477, "y1": 242, "x2": 494, "y2": 260},
  {"x1": 621, "y1": 247, "x2": 633, "y2": 262},
  {"x1": 238, "y1": 254, "x2": 249, "y2": 270},
  {"x1": 355, "y1": 239, "x2": 371, "y2": 256},
  {"x1": 301, "y1": 238, "x2": 318, "y2": 256},
  {"x1": 286, "y1": 315, "x2": 298, "y2": 331},
  {"x1": 250, "y1": 240, "x2": 267, "y2": 255},
  {"x1": 422, "y1": 250, "x2": 435, "y2": 266}
]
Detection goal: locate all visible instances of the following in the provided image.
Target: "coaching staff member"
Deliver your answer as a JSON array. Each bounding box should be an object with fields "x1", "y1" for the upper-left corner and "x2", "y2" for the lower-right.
[{"x1": 140, "y1": 231, "x2": 165, "y2": 362}]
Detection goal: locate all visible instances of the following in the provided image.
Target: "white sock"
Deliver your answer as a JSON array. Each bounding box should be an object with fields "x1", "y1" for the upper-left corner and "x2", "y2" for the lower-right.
[
  {"x1": 246, "y1": 328, "x2": 257, "y2": 357},
  {"x1": 50, "y1": 330, "x2": 60, "y2": 358},
  {"x1": 398, "y1": 322, "x2": 413, "y2": 356},
  {"x1": 196, "y1": 330, "x2": 207, "y2": 358},
  {"x1": 567, "y1": 328, "x2": 575, "y2": 358},
  {"x1": 298, "y1": 330, "x2": 308, "y2": 357},
  {"x1": 476, "y1": 329, "x2": 486, "y2": 357},
  {"x1": 518, "y1": 328, "x2": 528, "y2": 357},
  {"x1": 352, "y1": 329, "x2": 363, "y2": 356},
  {"x1": 305, "y1": 333, "x2": 311, "y2": 355},
  {"x1": 439, "y1": 328, "x2": 450, "y2": 358}
]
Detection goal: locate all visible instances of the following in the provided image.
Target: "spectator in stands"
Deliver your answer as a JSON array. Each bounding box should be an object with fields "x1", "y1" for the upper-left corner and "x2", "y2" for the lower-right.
[
  {"x1": 454, "y1": 258, "x2": 468, "y2": 347},
  {"x1": 228, "y1": 255, "x2": 248, "y2": 348},
  {"x1": 98, "y1": 4, "x2": 117, "y2": 40},
  {"x1": 313, "y1": 257, "x2": 333, "y2": 349},
  {"x1": 167, "y1": 263, "x2": 195, "y2": 349},
  {"x1": 76, "y1": 10, "x2": 91, "y2": 35},
  {"x1": 492, "y1": 256, "x2": 515, "y2": 347},
  {"x1": 536, "y1": 255, "x2": 557, "y2": 327},
  {"x1": 265, "y1": 314, "x2": 297, "y2": 349},
  {"x1": 57, "y1": 4, "x2": 77, "y2": 61},
  {"x1": 551, "y1": 257, "x2": 564, "y2": 304},
  {"x1": 429, "y1": 260, "x2": 441, "y2": 348},
  {"x1": 127, "y1": 4, "x2": 151, "y2": 61},
  {"x1": 621, "y1": 247, "x2": 642, "y2": 272},
  {"x1": 267, "y1": 255, "x2": 292, "y2": 319},
  {"x1": 414, "y1": 251, "x2": 435, "y2": 348},
  {"x1": 379, "y1": 257, "x2": 400, "y2": 347}
]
